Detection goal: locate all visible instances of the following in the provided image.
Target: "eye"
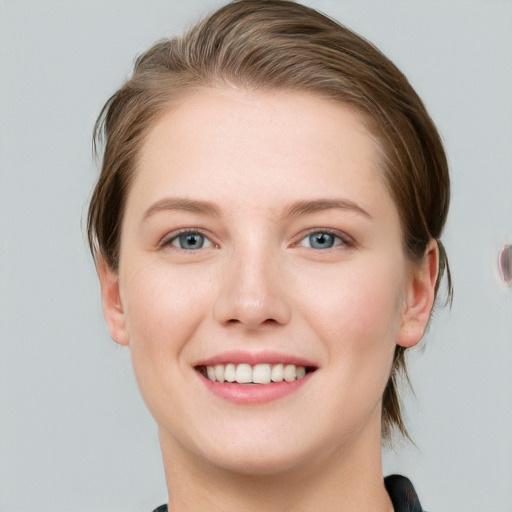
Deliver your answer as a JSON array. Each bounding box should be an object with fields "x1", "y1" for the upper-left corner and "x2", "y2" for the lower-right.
[
  {"x1": 298, "y1": 231, "x2": 349, "y2": 250},
  {"x1": 163, "y1": 231, "x2": 215, "y2": 251}
]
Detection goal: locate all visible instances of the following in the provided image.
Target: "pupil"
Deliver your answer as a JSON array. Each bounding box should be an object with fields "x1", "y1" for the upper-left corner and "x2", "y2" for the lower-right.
[
  {"x1": 181, "y1": 234, "x2": 203, "y2": 249},
  {"x1": 310, "y1": 233, "x2": 334, "y2": 249}
]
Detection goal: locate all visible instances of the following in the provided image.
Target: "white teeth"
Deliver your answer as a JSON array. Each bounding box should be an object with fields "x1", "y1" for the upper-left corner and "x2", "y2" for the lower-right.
[
  {"x1": 283, "y1": 364, "x2": 297, "y2": 382},
  {"x1": 207, "y1": 366, "x2": 216, "y2": 381},
  {"x1": 271, "y1": 363, "x2": 284, "y2": 382},
  {"x1": 252, "y1": 364, "x2": 271, "y2": 384},
  {"x1": 203, "y1": 363, "x2": 309, "y2": 385},
  {"x1": 224, "y1": 363, "x2": 236, "y2": 382},
  {"x1": 214, "y1": 364, "x2": 225, "y2": 383},
  {"x1": 235, "y1": 364, "x2": 252, "y2": 384}
]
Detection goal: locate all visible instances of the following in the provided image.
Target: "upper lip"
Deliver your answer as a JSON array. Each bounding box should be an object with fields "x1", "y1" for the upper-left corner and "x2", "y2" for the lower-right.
[{"x1": 194, "y1": 350, "x2": 318, "y2": 369}]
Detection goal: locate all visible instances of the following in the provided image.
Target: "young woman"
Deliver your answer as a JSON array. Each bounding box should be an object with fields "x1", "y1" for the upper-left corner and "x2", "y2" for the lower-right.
[{"x1": 87, "y1": 1, "x2": 451, "y2": 510}]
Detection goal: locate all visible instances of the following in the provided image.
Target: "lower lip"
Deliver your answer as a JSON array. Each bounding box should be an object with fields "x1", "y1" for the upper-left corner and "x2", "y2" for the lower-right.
[{"x1": 198, "y1": 372, "x2": 314, "y2": 405}]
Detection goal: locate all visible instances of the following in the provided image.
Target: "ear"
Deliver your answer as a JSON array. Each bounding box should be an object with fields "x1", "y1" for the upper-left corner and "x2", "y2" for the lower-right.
[
  {"x1": 397, "y1": 239, "x2": 439, "y2": 348},
  {"x1": 97, "y1": 259, "x2": 130, "y2": 346}
]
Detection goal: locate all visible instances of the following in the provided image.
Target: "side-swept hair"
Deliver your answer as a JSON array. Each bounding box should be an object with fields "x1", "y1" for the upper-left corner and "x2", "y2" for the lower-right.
[{"x1": 88, "y1": 0, "x2": 452, "y2": 440}]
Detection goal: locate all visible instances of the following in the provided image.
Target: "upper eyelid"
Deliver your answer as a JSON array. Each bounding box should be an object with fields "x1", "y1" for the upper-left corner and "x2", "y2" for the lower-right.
[
  {"x1": 159, "y1": 228, "x2": 217, "y2": 248},
  {"x1": 295, "y1": 228, "x2": 354, "y2": 245},
  {"x1": 157, "y1": 227, "x2": 354, "y2": 248}
]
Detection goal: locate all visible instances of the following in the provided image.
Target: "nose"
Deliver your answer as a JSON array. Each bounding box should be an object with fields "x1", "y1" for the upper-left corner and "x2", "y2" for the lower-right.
[{"x1": 213, "y1": 245, "x2": 292, "y2": 330}]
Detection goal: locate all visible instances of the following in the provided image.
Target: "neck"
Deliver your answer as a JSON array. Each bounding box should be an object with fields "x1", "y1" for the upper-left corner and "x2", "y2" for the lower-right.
[{"x1": 159, "y1": 422, "x2": 393, "y2": 512}]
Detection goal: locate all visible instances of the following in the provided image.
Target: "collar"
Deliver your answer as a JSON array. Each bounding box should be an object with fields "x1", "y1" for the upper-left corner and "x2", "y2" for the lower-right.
[{"x1": 384, "y1": 474, "x2": 424, "y2": 512}]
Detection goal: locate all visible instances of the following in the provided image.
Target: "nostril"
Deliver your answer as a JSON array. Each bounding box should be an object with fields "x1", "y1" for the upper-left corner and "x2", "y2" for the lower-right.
[{"x1": 225, "y1": 317, "x2": 278, "y2": 326}]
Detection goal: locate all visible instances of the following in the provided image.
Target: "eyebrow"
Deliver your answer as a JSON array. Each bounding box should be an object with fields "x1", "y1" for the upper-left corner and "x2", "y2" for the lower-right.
[
  {"x1": 143, "y1": 197, "x2": 221, "y2": 220},
  {"x1": 142, "y1": 196, "x2": 371, "y2": 221},
  {"x1": 284, "y1": 198, "x2": 372, "y2": 219}
]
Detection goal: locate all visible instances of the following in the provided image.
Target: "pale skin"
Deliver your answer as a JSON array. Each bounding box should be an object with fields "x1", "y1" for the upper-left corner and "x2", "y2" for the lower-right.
[{"x1": 99, "y1": 87, "x2": 438, "y2": 512}]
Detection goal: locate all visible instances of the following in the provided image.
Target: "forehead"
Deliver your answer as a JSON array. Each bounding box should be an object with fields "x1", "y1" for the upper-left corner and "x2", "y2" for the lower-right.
[{"x1": 130, "y1": 87, "x2": 394, "y2": 219}]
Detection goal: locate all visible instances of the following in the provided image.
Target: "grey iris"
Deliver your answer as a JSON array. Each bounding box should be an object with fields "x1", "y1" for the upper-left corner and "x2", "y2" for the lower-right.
[
  {"x1": 309, "y1": 233, "x2": 335, "y2": 249},
  {"x1": 179, "y1": 233, "x2": 204, "y2": 250}
]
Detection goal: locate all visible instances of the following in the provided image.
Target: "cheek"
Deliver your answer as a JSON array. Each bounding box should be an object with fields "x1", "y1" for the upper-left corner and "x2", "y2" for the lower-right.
[
  {"x1": 280, "y1": 256, "x2": 406, "y2": 439},
  {"x1": 293, "y1": 255, "x2": 404, "y2": 366},
  {"x1": 121, "y1": 261, "x2": 213, "y2": 362},
  {"x1": 118, "y1": 261, "x2": 217, "y2": 422}
]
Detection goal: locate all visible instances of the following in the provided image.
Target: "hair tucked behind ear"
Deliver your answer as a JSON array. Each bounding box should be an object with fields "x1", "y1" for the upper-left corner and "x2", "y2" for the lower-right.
[{"x1": 88, "y1": 0, "x2": 452, "y2": 441}]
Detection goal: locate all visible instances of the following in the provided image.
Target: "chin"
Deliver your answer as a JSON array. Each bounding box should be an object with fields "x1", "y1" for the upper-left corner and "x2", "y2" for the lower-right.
[
  {"x1": 203, "y1": 441, "x2": 314, "y2": 477},
  {"x1": 158, "y1": 408, "x2": 322, "y2": 477}
]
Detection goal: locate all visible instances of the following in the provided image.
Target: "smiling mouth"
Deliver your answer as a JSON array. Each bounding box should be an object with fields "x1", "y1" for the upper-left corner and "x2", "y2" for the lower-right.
[{"x1": 196, "y1": 363, "x2": 317, "y2": 385}]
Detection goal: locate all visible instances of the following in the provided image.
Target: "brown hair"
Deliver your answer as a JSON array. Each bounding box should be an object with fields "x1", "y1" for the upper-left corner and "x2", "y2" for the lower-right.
[{"x1": 87, "y1": 0, "x2": 452, "y2": 441}]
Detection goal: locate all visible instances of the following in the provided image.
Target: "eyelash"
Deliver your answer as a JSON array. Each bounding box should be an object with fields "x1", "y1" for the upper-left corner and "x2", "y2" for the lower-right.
[
  {"x1": 160, "y1": 228, "x2": 353, "y2": 252},
  {"x1": 294, "y1": 229, "x2": 354, "y2": 250},
  {"x1": 159, "y1": 229, "x2": 216, "y2": 251}
]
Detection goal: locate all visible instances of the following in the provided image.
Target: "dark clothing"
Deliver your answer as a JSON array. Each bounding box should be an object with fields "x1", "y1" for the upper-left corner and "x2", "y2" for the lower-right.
[
  {"x1": 384, "y1": 474, "x2": 424, "y2": 511},
  {"x1": 151, "y1": 474, "x2": 423, "y2": 511}
]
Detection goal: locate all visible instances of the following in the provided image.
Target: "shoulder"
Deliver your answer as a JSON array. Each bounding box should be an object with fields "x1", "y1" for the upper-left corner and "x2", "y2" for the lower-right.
[{"x1": 384, "y1": 474, "x2": 424, "y2": 512}]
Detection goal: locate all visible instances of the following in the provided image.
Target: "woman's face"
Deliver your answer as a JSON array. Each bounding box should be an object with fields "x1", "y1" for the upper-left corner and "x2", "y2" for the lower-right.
[{"x1": 100, "y1": 88, "x2": 433, "y2": 475}]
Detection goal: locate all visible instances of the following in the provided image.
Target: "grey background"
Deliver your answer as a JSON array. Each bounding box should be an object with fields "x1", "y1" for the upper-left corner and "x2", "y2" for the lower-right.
[{"x1": 1, "y1": 1, "x2": 511, "y2": 511}]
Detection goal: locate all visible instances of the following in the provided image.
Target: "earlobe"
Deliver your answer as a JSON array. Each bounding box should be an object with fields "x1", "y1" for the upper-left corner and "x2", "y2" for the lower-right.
[
  {"x1": 397, "y1": 240, "x2": 439, "y2": 348},
  {"x1": 97, "y1": 259, "x2": 130, "y2": 346}
]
